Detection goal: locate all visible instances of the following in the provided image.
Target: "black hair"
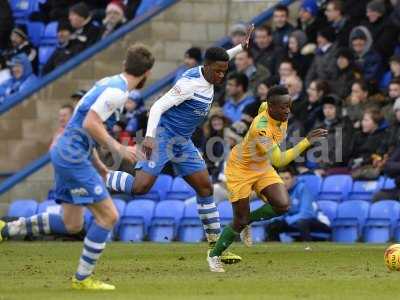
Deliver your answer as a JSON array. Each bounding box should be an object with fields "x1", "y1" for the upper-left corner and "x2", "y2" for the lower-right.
[
  {"x1": 255, "y1": 24, "x2": 273, "y2": 36},
  {"x1": 266, "y1": 85, "x2": 289, "y2": 102},
  {"x1": 58, "y1": 21, "x2": 73, "y2": 32},
  {"x1": 227, "y1": 72, "x2": 249, "y2": 92},
  {"x1": 274, "y1": 4, "x2": 289, "y2": 15},
  {"x1": 204, "y1": 47, "x2": 229, "y2": 64},
  {"x1": 185, "y1": 47, "x2": 202, "y2": 64},
  {"x1": 328, "y1": 0, "x2": 344, "y2": 14}
]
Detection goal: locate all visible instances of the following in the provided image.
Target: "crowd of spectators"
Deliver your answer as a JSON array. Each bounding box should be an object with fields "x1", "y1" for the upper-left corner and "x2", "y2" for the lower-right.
[
  {"x1": 103, "y1": 0, "x2": 400, "y2": 206},
  {"x1": 0, "y1": 0, "x2": 142, "y2": 102}
]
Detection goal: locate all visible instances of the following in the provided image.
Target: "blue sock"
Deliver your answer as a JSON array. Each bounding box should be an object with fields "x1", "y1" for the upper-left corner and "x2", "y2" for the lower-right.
[
  {"x1": 2, "y1": 213, "x2": 68, "y2": 238},
  {"x1": 75, "y1": 222, "x2": 111, "y2": 280},
  {"x1": 196, "y1": 195, "x2": 221, "y2": 243},
  {"x1": 106, "y1": 171, "x2": 134, "y2": 194}
]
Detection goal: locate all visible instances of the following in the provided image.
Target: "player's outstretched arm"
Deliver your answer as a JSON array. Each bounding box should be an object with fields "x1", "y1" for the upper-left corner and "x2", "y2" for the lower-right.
[
  {"x1": 226, "y1": 24, "x2": 254, "y2": 60},
  {"x1": 268, "y1": 129, "x2": 327, "y2": 168}
]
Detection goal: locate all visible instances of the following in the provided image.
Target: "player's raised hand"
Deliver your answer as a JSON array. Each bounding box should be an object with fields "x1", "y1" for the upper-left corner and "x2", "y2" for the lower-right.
[
  {"x1": 306, "y1": 128, "x2": 328, "y2": 144},
  {"x1": 142, "y1": 136, "x2": 156, "y2": 160},
  {"x1": 242, "y1": 24, "x2": 255, "y2": 50},
  {"x1": 121, "y1": 144, "x2": 146, "y2": 163}
]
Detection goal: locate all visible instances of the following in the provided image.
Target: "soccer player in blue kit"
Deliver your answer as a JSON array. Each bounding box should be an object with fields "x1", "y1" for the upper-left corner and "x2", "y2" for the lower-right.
[
  {"x1": 106, "y1": 25, "x2": 255, "y2": 264},
  {"x1": 0, "y1": 44, "x2": 154, "y2": 290}
]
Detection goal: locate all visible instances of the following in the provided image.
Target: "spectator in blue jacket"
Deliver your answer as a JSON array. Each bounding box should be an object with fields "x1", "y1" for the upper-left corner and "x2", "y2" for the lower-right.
[
  {"x1": 267, "y1": 167, "x2": 331, "y2": 241},
  {"x1": 0, "y1": 53, "x2": 38, "y2": 103},
  {"x1": 223, "y1": 72, "x2": 255, "y2": 123},
  {"x1": 350, "y1": 26, "x2": 382, "y2": 83}
]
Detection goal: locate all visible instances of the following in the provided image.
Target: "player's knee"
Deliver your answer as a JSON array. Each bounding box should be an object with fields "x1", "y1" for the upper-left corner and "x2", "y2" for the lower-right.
[
  {"x1": 64, "y1": 221, "x2": 83, "y2": 234},
  {"x1": 196, "y1": 183, "x2": 213, "y2": 197}
]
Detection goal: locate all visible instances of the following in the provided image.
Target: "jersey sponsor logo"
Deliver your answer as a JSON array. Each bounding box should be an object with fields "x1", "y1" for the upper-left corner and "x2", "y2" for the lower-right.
[
  {"x1": 148, "y1": 161, "x2": 156, "y2": 168},
  {"x1": 70, "y1": 188, "x2": 89, "y2": 196}
]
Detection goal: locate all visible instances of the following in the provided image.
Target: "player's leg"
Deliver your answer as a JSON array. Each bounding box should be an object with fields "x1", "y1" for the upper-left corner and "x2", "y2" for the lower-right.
[
  {"x1": 72, "y1": 196, "x2": 118, "y2": 291},
  {"x1": 0, "y1": 203, "x2": 84, "y2": 241},
  {"x1": 105, "y1": 169, "x2": 157, "y2": 195},
  {"x1": 207, "y1": 198, "x2": 250, "y2": 272}
]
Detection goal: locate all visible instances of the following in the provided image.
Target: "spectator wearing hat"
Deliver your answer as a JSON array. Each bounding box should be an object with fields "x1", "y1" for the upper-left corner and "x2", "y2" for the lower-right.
[
  {"x1": 325, "y1": 0, "x2": 356, "y2": 48},
  {"x1": 68, "y1": 2, "x2": 102, "y2": 54},
  {"x1": 297, "y1": 0, "x2": 327, "y2": 43},
  {"x1": 330, "y1": 48, "x2": 362, "y2": 99},
  {"x1": 0, "y1": 53, "x2": 38, "y2": 102},
  {"x1": 3, "y1": 26, "x2": 38, "y2": 74},
  {"x1": 313, "y1": 95, "x2": 354, "y2": 173},
  {"x1": 285, "y1": 30, "x2": 314, "y2": 79},
  {"x1": 349, "y1": 26, "x2": 382, "y2": 83},
  {"x1": 380, "y1": 55, "x2": 400, "y2": 90},
  {"x1": 305, "y1": 27, "x2": 338, "y2": 87},
  {"x1": 272, "y1": 5, "x2": 294, "y2": 48},
  {"x1": 250, "y1": 25, "x2": 282, "y2": 78},
  {"x1": 173, "y1": 47, "x2": 203, "y2": 84},
  {"x1": 102, "y1": 1, "x2": 127, "y2": 38},
  {"x1": 363, "y1": 0, "x2": 399, "y2": 62},
  {"x1": 223, "y1": 72, "x2": 256, "y2": 123},
  {"x1": 0, "y1": 0, "x2": 13, "y2": 51},
  {"x1": 42, "y1": 22, "x2": 74, "y2": 75}
]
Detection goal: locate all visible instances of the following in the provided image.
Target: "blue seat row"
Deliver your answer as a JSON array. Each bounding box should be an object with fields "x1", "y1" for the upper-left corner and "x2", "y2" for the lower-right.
[{"x1": 299, "y1": 174, "x2": 395, "y2": 202}]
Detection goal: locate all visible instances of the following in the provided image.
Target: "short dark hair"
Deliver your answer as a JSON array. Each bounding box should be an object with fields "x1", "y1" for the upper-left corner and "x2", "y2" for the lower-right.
[
  {"x1": 312, "y1": 79, "x2": 331, "y2": 96},
  {"x1": 389, "y1": 78, "x2": 400, "y2": 86},
  {"x1": 279, "y1": 58, "x2": 294, "y2": 68},
  {"x1": 185, "y1": 47, "x2": 202, "y2": 64},
  {"x1": 352, "y1": 79, "x2": 368, "y2": 93},
  {"x1": 328, "y1": 0, "x2": 344, "y2": 14},
  {"x1": 61, "y1": 104, "x2": 74, "y2": 114},
  {"x1": 124, "y1": 43, "x2": 155, "y2": 77},
  {"x1": 204, "y1": 47, "x2": 229, "y2": 64},
  {"x1": 267, "y1": 85, "x2": 289, "y2": 102},
  {"x1": 274, "y1": 4, "x2": 289, "y2": 16},
  {"x1": 227, "y1": 72, "x2": 249, "y2": 92},
  {"x1": 255, "y1": 24, "x2": 272, "y2": 36},
  {"x1": 364, "y1": 106, "x2": 383, "y2": 125}
]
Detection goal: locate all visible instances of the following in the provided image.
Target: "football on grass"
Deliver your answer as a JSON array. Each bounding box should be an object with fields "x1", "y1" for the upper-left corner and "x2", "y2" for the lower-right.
[{"x1": 384, "y1": 244, "x2": 400, "y2": 271}]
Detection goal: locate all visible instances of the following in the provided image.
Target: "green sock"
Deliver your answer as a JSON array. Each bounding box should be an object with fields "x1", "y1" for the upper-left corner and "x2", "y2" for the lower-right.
[
  {"x1": 209, "y1": 225, "x2": 238, "y2": 257},
  {"x1": 249, "y1": 203, "x2": 280, "y2": 223}
]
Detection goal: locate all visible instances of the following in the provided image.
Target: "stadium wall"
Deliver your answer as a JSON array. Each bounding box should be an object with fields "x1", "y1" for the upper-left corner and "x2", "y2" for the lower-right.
[{"x1": 0, "y1": 0, "x2": 286, "y2": 208}]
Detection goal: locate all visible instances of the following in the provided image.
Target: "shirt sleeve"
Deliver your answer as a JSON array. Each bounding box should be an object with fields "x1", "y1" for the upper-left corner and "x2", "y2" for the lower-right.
[
  {"x1": 90, "y1": 87, "x2": 127, "y2": 121},
  {"x1": 145, "y1": 78, "x2": 194, "y2": 138},
  {"x1": 227, "y1": 44, "x2": 243, "y2": 60}
]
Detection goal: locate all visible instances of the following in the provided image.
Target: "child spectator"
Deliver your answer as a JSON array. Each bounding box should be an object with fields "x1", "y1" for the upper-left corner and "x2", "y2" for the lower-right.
[
  {"x1": 42, "y1": 22, "x2": 74, "y2": 75},
  {"x1": 102, "y1": 1, "x2": 127, "y2": 38},
  {"x1": 350, "y1": 107, "x2": 388, "y2": 179},
  {"x1": 286, "y1": 30, "x2": 314, "y2": 79},
  {"x1": 272, "y1": 5, "x2": 294, "y2": 48},
  {"x1": 330, "y1": 48, "x2": 361, "y2": 99},
  {"x1": 0, "y1": 54, "x2": 38, "y2": 102},
  {"x1": 3, "y1": 27, "x2": 38, "y2": 74}
]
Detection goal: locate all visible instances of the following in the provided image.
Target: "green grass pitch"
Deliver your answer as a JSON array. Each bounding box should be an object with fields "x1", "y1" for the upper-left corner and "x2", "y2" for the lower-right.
[{"x1": 1, "y1": 242, "x2": 400, "y2": 300}]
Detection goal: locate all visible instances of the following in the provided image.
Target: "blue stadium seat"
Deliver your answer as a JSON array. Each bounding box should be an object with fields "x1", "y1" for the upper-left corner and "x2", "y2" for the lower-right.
[
  {"x1": 37, "y1": 200, "x2": 59, "y2": 214},
  {"x1": 134, "y1": 174, "x2": 173, "y2": 201},
  {"x1": 348, "y1": 180, "x2": 379, "y2": 201},
  {"x1": 332, "y1": 200, "x2": 370, "y2": 243},
  {"x1": 218, "y1": 201, "x2": 233, "y2": 227},
  {"x1": 298, "y1": 174, "x2": 322, "y2": 197},
  {"x1": 8, "y1": 199, "x2": 38, "y2": 218},
  {"x1": 317, "y1": 200, "x2": 338, "y2": 224},
  {"x1": 178, "y1": 201, "x2": 204, "y2": 243},
  {"x1": 383, "y1": 177, "x2": 396, "y2": 189},
  {"x1": 318, "y1": 175, "x2": 353, "y2": 202},
  {"x1": 149, "y1": 200, "x2": 185, "y2": 242},
  {"x1": 364, "y1": 200, "x2": 400, "y2": 243},
  {"x1": 27, "y1": 21, "x2": 45, "y2": 46},
  {"x1": 111, "y1": 198, "x2": 126, "y2": 240},
  {"x1": 120, "y1": 199, "x2": 156, "y2": 242},
  {"x1": 250, "y1": 199, "x2": 266, "y2": 243},
  {"x1": 166, "y1": 177, "x2": 196, "y2": 200},
  {"x1": 11, "y1": 0, "x2": 40, "y2": 21},
  {"x1": 39, "y1": 45, "x2": 56, "y2": 66},
  {"x1": 40, "y1": 21, "x2": 58, "y2": 45}
]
